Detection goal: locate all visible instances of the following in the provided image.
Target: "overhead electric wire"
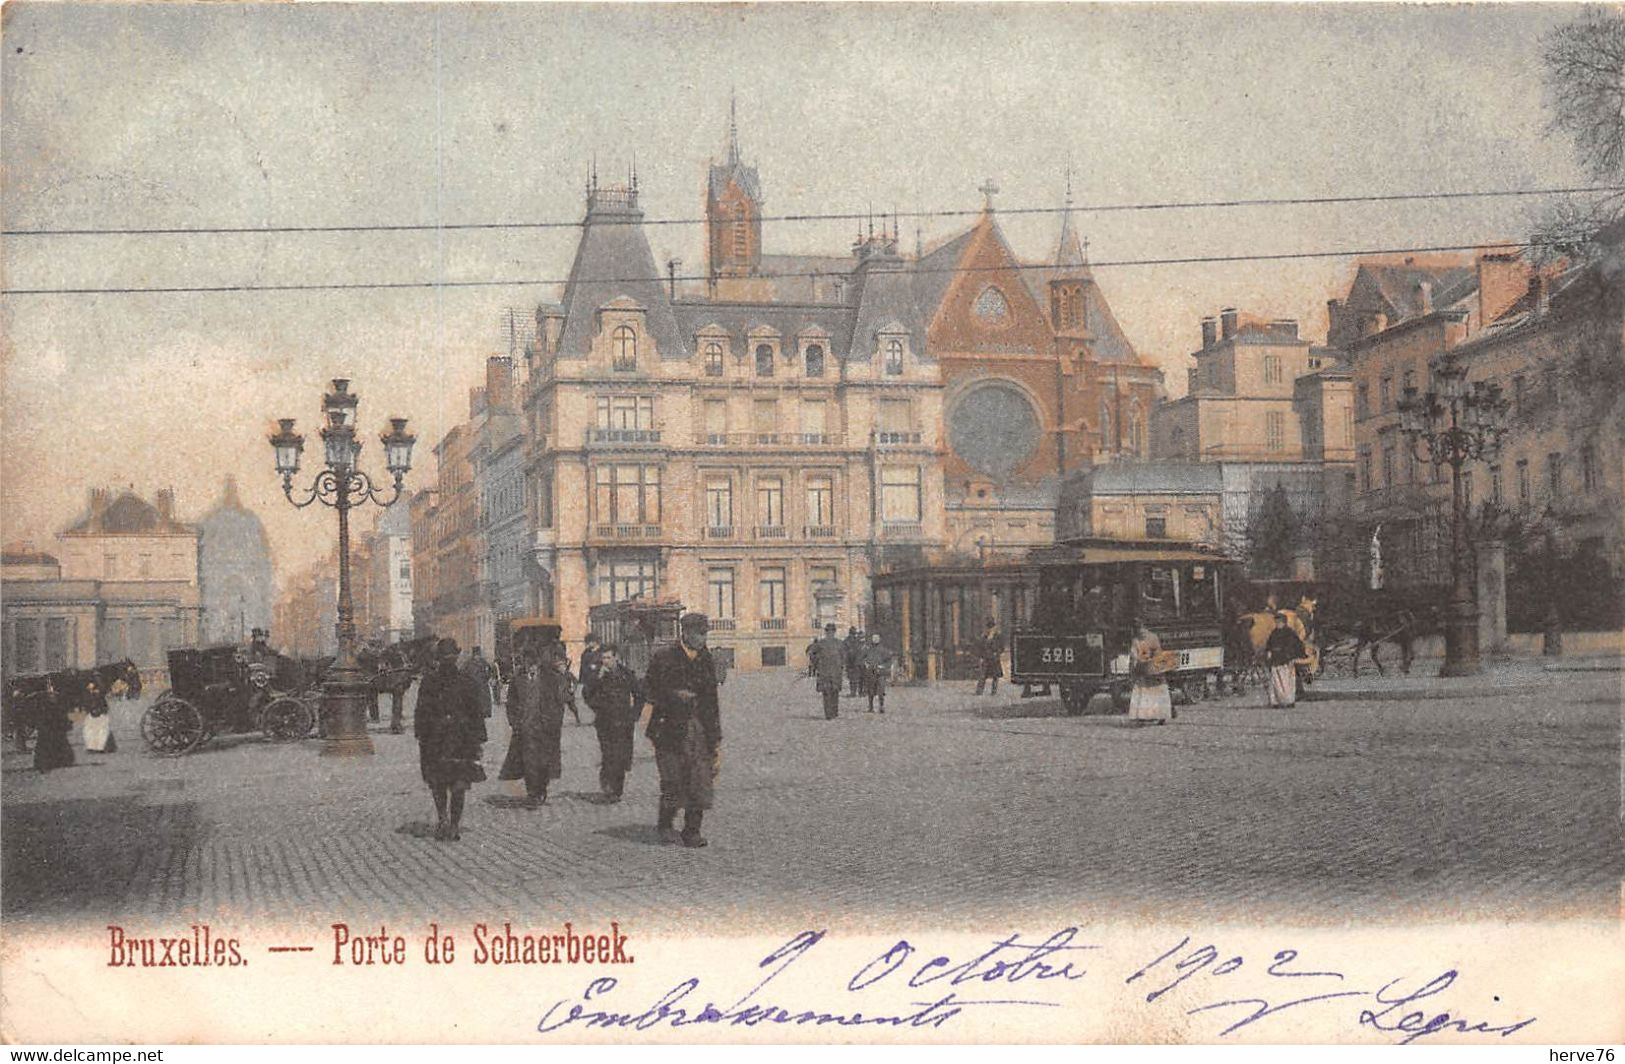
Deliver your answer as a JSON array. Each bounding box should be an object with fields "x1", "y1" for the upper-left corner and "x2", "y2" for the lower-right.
[
  {"x1": 2, "y1": 185, "x2": 1620, "y2": 238},
  {"x1": 0, "y1": 240, "x2": 1557, "y2": 297}
]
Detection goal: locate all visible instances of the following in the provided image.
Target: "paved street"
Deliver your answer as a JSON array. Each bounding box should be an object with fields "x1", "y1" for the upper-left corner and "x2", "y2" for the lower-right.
[{"x1": 3, "y1": 666, "x2": 1619, "y2": 933}]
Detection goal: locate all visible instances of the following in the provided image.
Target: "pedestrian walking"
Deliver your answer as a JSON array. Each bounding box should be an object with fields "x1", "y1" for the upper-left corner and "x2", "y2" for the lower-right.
[
  {"x1": 643, "y1": 613, "x2": 722, "y2": 847},
  {"x1": 382, "y1": 643, "x2": 410, "y2": 733},
  {"x1": 805, "y1": 638, "x2": 819, "y2": 677},
  {"x1": 587, "y1": 645, "x2": 642, "y2": 802},
  {"x1": 861, "y1": 633, "x2": 893, "y2": 713},
  {"x1": 1265, "y1": 612, "x2": 1307, "y2": 708},
  {"x1": 579, "y1": 632, "x2": 604, "y2": 705},
  {"x1": 1128, "y1": 621, "x2": 1174, "y2": 725},
  {"x1": 498, "y1": 630, "x2": 570, "y2": 806},
  {"x1": 32, "y1": 680, "x2": 74, "y2": 772},
  {"x1": 814, "y1": 623, "x2": 846, "y2": 720},
  {"x1": 974, "y1": 618, "x2": 1004, "y2": 695},
  {"x1": 843, "y1": 627, "x2": 864, "y2": 696},
  {"x1": 81, "y1": 678, "x2": 117, "y2": 754},
  {"x1": 465, "y1": 646, "x2": 493, "y2": 719},
  {"x1": 414, "y1": 638, "x2": 487, "y2": 841}
]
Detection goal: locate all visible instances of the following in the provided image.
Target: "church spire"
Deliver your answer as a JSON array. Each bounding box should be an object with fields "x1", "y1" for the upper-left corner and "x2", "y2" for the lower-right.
[
  {"x1": 1054, "y1": 165, "x2": 1089, "y2": 270},
  {"x1": 727, "y1": 90, "x2": 740, "y2": 167}
]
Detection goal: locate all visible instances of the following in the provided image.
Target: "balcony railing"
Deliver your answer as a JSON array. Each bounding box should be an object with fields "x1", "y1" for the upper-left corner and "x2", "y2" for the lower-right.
[
  {"x1": 804, "y1": 525, "x2": 837, "y2": 538},
  {"x1": 760, "y1": 617, "x2": 788, "y2": 631},
  {"x1": 710, "y1": 618, "x2": 737, "y2": 632},
  {"x1": 693, "y1": 432, "x2": 845, "y2": 448},
  {"x1": 754, "y1": 525, "x2": 789, "y2": 539},
  {"x1": 880, "y1": 522, "x2": 923, "y2": 540},
  {"x1": 873, "y1": 431, "x2": 923, "y2": 446},
  {"x1": 705, "y1": 525, "x2": 735, "y2": 539},
  {"x1": 592, "y1": 524, "x2": 663, "y2": 540},
  {"x1": 586, "y1": 428, "x2": 661, "y2": 445}
]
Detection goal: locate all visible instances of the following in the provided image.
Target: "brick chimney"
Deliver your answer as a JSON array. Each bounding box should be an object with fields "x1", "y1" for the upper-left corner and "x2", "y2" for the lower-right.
[
  {"x1": 486, "y1": 355, "x2": 515, "y2": 411},
  {"x1": 1528, "y1": 272, "x2": 1550, "y2": 320},
  {"x1": 88, "y1": 488, "x2": 110, "y2": 530},
  {"x1": 1477, "y1": 252, "x2": 1528, "y2": 326},
  {"x1": 156, "y1": 488, "x2": 175, "y2": 523},
  {"x1": 1220, "y1": 308, "x2": 1238, "y2": 340},
  {"x1": 1200, "y1": 317, "x2": 1217, "y2": 349}
]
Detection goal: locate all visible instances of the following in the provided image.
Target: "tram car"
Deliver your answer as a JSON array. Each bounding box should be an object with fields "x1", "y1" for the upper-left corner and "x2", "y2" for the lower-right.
[
  {"x1": 586, "y1": 598, "x2": 731, "y2": 683},
  {"x1": 1010, "y1": 538, "x2": 1235, "y2": 715},
  {"x1": 140, "y1": 644, "x2": 318, "y2": 755}
]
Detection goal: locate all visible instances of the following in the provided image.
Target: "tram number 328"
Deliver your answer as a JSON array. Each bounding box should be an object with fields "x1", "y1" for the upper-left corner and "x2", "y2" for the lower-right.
[{"x1": 1038, "y1": 646, "x2": 1077, "y2": 664}]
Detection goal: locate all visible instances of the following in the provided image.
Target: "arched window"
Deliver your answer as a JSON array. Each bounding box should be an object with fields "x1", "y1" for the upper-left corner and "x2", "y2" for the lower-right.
[
  {"x1": 1127, "y1": 402, "x2": 1144, "y2": 457},
  {"x1": 974, "y1": 286, "x2": 1009, "y2": 322},
  {"x1": 612, "y1": 325, "x2": 637, "y2": 371},
  {"x1": 884, "y1": 339, "x2": 904, "y2": 376},
  {"x1": 805, "y1": 344, "x2": 825, "y2": 378},
  {"x1": 704, "y1": 341, "x2": 725, "y2": 377},
  {"x1": 755, "y1": 343, "x2": 774, "y2": 377},
  {"x1": 1099, "y1": 400, "x2": 1115, "y2": 452}
]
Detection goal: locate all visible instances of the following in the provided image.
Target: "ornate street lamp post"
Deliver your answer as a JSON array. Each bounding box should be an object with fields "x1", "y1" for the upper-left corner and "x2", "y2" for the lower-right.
[
  {"x1": 1396, "y1": 352, "x2": 1507, "y2": 677},
  {"x1": 270, "y1": 380, "x2": 416, "y2": 755}
]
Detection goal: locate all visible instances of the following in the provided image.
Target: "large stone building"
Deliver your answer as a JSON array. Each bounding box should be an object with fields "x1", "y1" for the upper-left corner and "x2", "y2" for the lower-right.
[
  {"x1": 1147, "y1": 308, "x2": 1356, "y2": 578},
  {"x1": 473, "y1": 356, "x2": 529, "y2": 652},
  {"x1": 196, "y1": 477, "x2": 275, "y2": 644},
  {"x1": 1334, "y1": 251, "x2": 1538, "y2": 586},
  {"x1": 2, "y1": 488, "x2": 203, "y2": 676},
  {"x1": 521, "y1": 172, "x2": 946, "y2": 668}
]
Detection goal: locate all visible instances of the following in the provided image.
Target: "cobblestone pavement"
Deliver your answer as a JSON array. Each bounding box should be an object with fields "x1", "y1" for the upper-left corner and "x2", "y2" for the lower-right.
[{"x1": 3, "y1": 667, "x2": 1618, "y2": 933}]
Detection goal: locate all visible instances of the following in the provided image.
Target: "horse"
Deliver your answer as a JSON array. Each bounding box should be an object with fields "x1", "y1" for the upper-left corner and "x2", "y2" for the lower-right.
[
  {"x1": 1235, "y1": 595, "x2": 1321, "y2": 675},
  {"x1": 3, "y1": 659, "x2": 142, "y2": 752},
  {"x1": 357, "y1": 636, "x2": 436, "y2": 731}
]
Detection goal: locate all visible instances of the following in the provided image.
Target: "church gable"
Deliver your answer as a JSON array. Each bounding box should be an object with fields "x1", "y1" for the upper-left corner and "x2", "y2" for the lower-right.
[{"x1": 925, "y1": 219, "x2": 1052, "y2": 355}]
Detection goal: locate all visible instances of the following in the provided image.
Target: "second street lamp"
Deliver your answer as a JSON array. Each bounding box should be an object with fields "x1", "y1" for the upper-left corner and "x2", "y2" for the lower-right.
[
  {"x1": 271, "y1": 379, "x2": 416, "y2": 755},
  {"x1": 1396, "y1": 351, "x2": 1508, "y2": 678}
]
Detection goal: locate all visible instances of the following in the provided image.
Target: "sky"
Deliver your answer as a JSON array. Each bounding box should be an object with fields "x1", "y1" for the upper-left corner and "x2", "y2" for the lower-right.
[{"x1": 0, "y1": 2, "x2": 1596, "y2": 583}]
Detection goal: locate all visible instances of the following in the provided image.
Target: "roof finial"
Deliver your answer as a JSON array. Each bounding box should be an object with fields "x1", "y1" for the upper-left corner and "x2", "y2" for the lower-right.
[
  {"x1": 591, "y1": 152, "x2": 598, "y2": 192},
  {"x1": 727, "y1": 90, "x2": 740, "y2": 167},
  {"x1": 1064, "y1": 157, "x2": 1074, "y2": 208},
  {"x1": 979, "y1": 177, "x2": 1000, "y2": 212}
]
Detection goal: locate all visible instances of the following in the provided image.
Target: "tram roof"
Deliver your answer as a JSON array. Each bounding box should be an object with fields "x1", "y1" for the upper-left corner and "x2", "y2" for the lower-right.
[{"x1": 1030, "y1": 538, "x2": 1233, "y2": 566}]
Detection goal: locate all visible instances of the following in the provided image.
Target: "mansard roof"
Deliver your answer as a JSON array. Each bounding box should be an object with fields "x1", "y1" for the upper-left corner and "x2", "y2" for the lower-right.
[
  {"x1": 673, "y1": 301, "x2": 855, "y2": 361},
  {"x1": 555, "y1": 190, "x2": 688, "y2": 361}
]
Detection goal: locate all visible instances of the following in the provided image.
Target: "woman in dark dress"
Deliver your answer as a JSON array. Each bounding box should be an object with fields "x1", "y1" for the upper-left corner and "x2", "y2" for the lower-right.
[
  {"x1": 32, "y1": 680, "x2": 75, "y2": 772},
  {"x1": 414, "y1": 638, "x2": 487, "y2": 841}
]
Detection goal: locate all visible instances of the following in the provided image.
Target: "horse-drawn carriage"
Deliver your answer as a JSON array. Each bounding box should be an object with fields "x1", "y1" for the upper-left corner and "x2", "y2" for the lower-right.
[
  {"x1": 140, "y1": 644, "x2": 320, "y2": 755},
  {"x1": 3, "y1": 659, "x2": 144, "y2": 752},
  {"x1": 1227, "y1": 579, "x2": 1444, "y2": 683}
]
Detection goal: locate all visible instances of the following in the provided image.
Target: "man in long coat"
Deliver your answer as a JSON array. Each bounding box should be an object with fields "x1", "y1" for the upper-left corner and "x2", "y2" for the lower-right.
[
  {"x1": 415, "y1": 638, "x2": 487, "y2": 840},
  {"x1": 843, "y1": 627, "x2": 864, "y2": 696},
  {"x1": 464, "y1": 646, "x2": 493, "y2": 719},
  {"x1": 643, "y1": 613, "x2": 721, "y2": 847},
  {"x1": 499, "y1": 631, "x2": 571, "y2": 806},
  {"x1": 814, "y1": 623, "x2": 846, "y2": 720},
  {"x1": 587, "y1": 645, "x2": 642, "y2": 802},
  {"x1": 578, "y1": 632, "x2": 604, "y2": 708},
  {"x1": 860, "y1": 633, "x2": 893, "y2": 714},
  {"x1": 974, "y1": 618, "x2": 1004, "y2": 695}
]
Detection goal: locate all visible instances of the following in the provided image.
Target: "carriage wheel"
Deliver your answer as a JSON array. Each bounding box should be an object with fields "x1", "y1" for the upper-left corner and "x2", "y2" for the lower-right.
[
  {"x1": 1109, "y1": 683, "x2": 1132, "y2": 713},
  {"x1": 260, "y1": 696, "x2": 315, "y2": 742},
  {"x1": 140, "y1": 697, "x2": 206, "y2": 756},
  {"x1": 1061, "y1": 685, "x2": 1093, "y2": 716}
]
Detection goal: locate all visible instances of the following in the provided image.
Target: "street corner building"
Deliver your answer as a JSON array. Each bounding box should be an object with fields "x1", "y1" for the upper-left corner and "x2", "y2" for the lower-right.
[{"x1": 410, "y1": 109, "x2": 1167, "y2": 673}]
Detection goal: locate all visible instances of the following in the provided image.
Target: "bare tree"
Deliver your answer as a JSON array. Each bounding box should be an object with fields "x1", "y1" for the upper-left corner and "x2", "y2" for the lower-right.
[
  {"x1": 1536, "y1": 7, "x2": 1625, "y2": 261},
  {"x1": 1544, "y1": 6, "x2": 1625, "y2": 182}
]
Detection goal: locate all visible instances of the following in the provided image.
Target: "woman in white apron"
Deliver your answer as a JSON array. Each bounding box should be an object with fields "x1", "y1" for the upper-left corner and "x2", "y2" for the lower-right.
[{"x1": 1128, "y1": 622, "x2": 1173, "y2": 725}]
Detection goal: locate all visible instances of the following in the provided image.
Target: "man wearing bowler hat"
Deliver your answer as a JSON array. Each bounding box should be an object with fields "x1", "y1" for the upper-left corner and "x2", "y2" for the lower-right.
[
  {"x1": 642, "y1": 612, "x2": 722, "y2": 847},
  {"x1": 814, "y1": 622, "x2": 846, "y2": 720}
]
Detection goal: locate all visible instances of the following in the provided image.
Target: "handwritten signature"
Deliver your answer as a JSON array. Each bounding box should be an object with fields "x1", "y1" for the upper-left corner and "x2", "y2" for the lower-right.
[
  {"x1": 536, "y1": 928, "x2": 1536, "y2": 1043},
  {"x1": 1126, "y1": 935, "x2": 1537, "y2": 1044}
]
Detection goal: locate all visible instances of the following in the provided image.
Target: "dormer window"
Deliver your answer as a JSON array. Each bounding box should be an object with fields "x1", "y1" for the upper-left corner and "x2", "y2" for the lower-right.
[
  {"x1": 704, "y1": 341, "x2": 725, "y2": 377},
  {"x1": 884, "y1": 339, "x2": 904, "y2": 376},
  {"x1": 974, "y1": 286, "x2": 1009, "y2": 322},
  {"x1": 755, "y1": 343, "x2": 774, "y2": 377},
  {"x1": 612, "y1": 325, "x2": 638, "y2": 371},
  {"x1": 805, "y1": 344, "x2": 825, "y2": 378}
]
